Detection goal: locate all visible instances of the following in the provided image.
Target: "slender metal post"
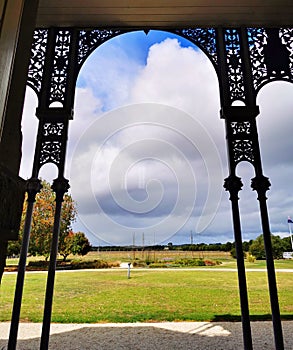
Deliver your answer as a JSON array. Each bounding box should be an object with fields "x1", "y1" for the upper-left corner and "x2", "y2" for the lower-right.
[
  {"x1": 251, "y1": 175, "x2": 284, "y2": 350},
  {"x1": 224, "y1": 175, "x2": 253, "y2": 350},
  {"x1": 8, "y1": 179, "x2": 42, "y2": 350},
  {"x1": 40, "y1": 177, "x2": 69, "y2": 350}
]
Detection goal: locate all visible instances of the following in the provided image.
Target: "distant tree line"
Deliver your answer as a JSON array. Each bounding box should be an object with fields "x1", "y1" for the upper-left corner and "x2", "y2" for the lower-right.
[
  {"x1": 92, "y1": 241, "x2": 235, "y2": 252},
  {"x1": 92, "y1": 234, "x2": 292, "y2": 260}
]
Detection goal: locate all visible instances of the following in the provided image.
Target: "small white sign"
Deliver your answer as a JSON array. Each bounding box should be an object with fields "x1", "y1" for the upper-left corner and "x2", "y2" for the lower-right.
[
  {"x1": 283, "y1": 252, "x2": 293, "y2": 259},
  {"x1": 120, "y1": 262, "x2": 133, "y2": 268}
]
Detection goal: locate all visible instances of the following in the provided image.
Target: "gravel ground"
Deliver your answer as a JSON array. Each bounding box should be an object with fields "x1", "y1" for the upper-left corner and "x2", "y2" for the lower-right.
[{"x1": 0, "y1": 321, "x2": 292, "y2": 350}]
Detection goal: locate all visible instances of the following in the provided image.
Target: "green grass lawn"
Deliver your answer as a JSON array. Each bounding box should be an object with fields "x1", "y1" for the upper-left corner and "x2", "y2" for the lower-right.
[{"x1": 0, "y1": 269, "x2": 292, "y2": 323}]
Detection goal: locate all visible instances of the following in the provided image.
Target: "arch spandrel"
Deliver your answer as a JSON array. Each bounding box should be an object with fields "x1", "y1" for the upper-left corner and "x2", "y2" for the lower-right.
[
  {"x1": 27, "y1": 29, "x2": 49, "y2": 96},
  {"x1": 248, "y1": 27, "x2": 293, "y2": 96}
]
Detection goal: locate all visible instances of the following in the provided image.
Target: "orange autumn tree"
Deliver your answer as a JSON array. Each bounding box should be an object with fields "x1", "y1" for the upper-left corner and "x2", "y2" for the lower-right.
[{"x1": 20, "y1": 180, "x2": 77, "y2": 260}]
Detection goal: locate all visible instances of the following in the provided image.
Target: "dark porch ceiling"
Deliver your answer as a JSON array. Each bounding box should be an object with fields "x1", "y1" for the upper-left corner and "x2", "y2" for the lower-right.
[{"x1": 37, "y1": 0, "x2": 293, "y2": 28}]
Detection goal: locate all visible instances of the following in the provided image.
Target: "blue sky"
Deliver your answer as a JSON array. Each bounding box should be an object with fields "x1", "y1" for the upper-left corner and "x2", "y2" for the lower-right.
[{"x1": 20, "y1": 30, "x2": 293, "y2": 246}]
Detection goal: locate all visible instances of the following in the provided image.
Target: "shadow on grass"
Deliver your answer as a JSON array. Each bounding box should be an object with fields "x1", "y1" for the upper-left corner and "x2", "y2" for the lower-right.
[{"x1": 0, "y1": 321, "x2": 293, "y2": 350}]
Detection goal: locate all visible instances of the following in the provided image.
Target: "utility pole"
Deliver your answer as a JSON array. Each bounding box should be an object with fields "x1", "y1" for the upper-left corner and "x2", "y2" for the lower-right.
[
  {"x1": 132, "y1": 232, "x2": 136, "y2": 260},
  {"x1": 142, "y1": 232, "x2": 145, "y2": 259}
]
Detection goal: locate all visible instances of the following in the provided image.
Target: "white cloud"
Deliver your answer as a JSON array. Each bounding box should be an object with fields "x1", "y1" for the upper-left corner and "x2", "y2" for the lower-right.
[
  {"x1": 19, "y1": 88, "x2": 38, "y2": 180},
  {"x1": 68, "y1": 37, "x2": 226, "y2": 245}
]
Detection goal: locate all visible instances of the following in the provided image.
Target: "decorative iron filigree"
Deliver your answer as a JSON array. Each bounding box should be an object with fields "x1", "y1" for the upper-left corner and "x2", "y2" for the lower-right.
[
  {"x1": 42, "y1": 123, "x2": 65, "y2": 137},
  {"x1": 49, "y1": 30, "x2": 71, "y2": 105},
  {"x1": 40, "y1": 141, "x2": 62, "y2": 166},
  {"x1": 232, "y1": 140, "x2": 254, "y2": 164},
  {"x1": 231, "y1": 121, "x2": 252, "y2": 135},
  {"x1": 27, "y1": 29, "x2": 48, "y2": 94},
  {"x1": 248, "y1": 28, "x2": 293, "y2": 92},
  {"x1": 174, "y1": 28, "x2": 218, "y2": 66},
  {"x1": 280, "y1": 28, "x2": 293, "y2": 74},
  {"x1": 247, "y1": 28, "x2": 267, "y2": 91},
  {"x1": 224, "y1": 29, "x2": 246, "y2": 103},
  {"x1": 78, "y1": 29, "x2": 123, "y2": 68},
  {"x1": 229, "y1": 120, "x2": 254, "y2": 165},
  {"x1": 38, "y1": 121, "x2": 66, "y2": 168}
]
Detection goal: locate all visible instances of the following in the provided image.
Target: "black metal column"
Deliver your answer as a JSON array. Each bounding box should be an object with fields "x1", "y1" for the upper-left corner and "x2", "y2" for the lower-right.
[
  {"x1": 244, "y1": 27, "x2": 285, "y2": 350},
  {"x1": 251, "y1": 164, "x2": 284, "y2": 349},
  {"x1": 34, "y1": 28, "x2": 78, "y2": 350},
  {"x1": 8, "y1": 179, "x2": 42, "y2": 350},
  {"x1": 217, "y1": 27, "x2": 253, "y2": 349},
  {"x1": 224, "y1": 175, "x2": 253, "y2": 350},
  {"x1": 40, "y1": 177, "x2": 70, "y2": 350},
  {"x1": 245, "y1": 27, "x2": 288, "y2": 349}
]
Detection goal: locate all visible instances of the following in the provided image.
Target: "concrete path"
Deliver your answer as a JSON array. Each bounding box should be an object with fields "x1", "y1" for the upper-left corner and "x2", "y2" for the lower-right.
[{"x1": 0, "y1": 321, "x2": 293, "y2": 349}]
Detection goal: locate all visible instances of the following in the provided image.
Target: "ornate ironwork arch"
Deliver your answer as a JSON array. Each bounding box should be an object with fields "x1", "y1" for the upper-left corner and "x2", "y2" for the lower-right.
[
  {"x1": 27, "y1": 27, "x2": 219, "y2": 108},
  {"x1": 26, "y1": 27, "x2": 221, "y2": 177},
  {"x1": 26, "y1": 26, "x2": 293, "y2": 115},
  {"x1": 10, "y1": 25, "x2": 293, "y2": 350}
]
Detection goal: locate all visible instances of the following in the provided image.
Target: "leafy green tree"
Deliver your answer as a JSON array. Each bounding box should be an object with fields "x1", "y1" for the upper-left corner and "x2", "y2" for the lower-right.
[
  {"x1": 281, "y1": 236, "x2": 292, "y2": 251},
  {"x1": 224, "y1": 241, "x2": 233, "y2": 252},
  {"x1": 58, "y1": 231, "x2": 91, "y2": 261},
  {"x1": 271, "y1": 235, "x2": 286, "y2": 259},
  {"x1": 249, "y1": 235, "x2": 266, "y2": 260},
  {"x1": 58, "y1": 231, "x2": 74, "y2": 261},
  {"x1": 71, "y1": 231, "x2": 91, "y2": 256},
  {"x1": 6, "y1": 240, "x2": 21, "y2": 257},
  {"x1": 249, "y1": 234, "x2": 287, "y2": 260},
  {"x1": 242, "y1": 240, "x2": 252, "y2": 252}
]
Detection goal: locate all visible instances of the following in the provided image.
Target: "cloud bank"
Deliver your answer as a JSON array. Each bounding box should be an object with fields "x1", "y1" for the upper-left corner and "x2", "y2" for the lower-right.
[{"x1": 20, "y1": 32, "x2": 293, "y2": 245}]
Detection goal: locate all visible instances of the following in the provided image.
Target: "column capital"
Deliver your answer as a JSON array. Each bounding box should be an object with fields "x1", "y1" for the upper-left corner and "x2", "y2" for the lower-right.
[
  {"x1": 26, "y1": 178, "x2": 42, "y2": 202},
  {"x1": 251, "y1": 175, "x2": 271, "y2": 199},
  {"x1": 224, "y1": 175, "x2": 243, "y2": 200},
  {"x1": 52, "y1": 177, "x2": 70, "y2": 201}
]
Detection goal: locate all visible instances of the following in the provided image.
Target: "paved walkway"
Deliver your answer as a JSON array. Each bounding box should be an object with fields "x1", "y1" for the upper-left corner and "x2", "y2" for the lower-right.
[{"x1": 0, "y1": 321, "x2": 293, "y2": 349}]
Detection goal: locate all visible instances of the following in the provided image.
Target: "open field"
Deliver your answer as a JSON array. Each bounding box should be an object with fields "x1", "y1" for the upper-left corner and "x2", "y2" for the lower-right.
[
  {"x1": 1, "y1": 269, "x2": 292, "y2": 323},
  {"x1": 6, "y1": 250, "x2": 293, "y2": 269},
  {"x1": 6, "y1": 250, "x2": 231, "y2": 265}
]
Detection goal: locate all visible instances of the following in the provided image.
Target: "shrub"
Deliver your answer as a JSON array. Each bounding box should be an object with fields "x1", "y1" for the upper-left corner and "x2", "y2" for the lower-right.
[
  {"x1": 175, "y1": 258, "x2": 206, "y2": 267},
  {"x1": 204, "y1": 260, "x2": 216, "y2": 266},
  {"x1": 107, "y1": 260, "x2": 120, "y2": 268},
  {"x1": 246, "y1": 253, "x2": 256, "y2": 263},
  {"x1": 149, "y1": 263, "x2": 168, "y2": 268},
  {"x1": 28, "y1": 260, "x2": 49, "y2": 268},
  {"x1": 70, "y1": 259, "x2": 110, "y2": 269},
  {"x1": 133, "y1": 260, "x2": 147, "y2": 267}
]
